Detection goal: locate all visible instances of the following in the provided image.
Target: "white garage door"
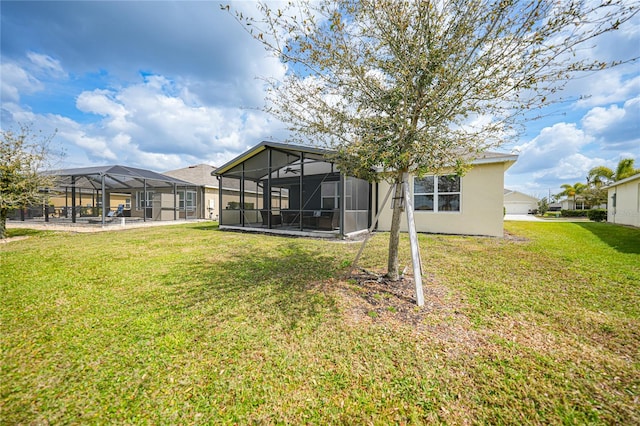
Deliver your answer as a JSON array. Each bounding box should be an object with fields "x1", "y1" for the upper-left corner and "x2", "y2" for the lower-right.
[{"x1": 505, "y1": 202, "x2": 533, "y2": 214}]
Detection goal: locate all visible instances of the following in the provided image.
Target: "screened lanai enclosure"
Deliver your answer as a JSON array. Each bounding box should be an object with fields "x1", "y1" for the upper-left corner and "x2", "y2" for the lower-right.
[
  {"x1": 40, "y1": 165, "x2": 198, "y2": 225},
  {"x1": 214, "y1": 142, "x2": 372, "y2": 237}
]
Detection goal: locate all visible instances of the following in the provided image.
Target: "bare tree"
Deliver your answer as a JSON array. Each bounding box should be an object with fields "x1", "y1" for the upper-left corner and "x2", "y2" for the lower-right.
[
  {"x1": 0, "y1": 125, "x2": 58, "y2": 239},
  {"x1": 226, "y1": 0, "x2": 639, "y2": 279}
]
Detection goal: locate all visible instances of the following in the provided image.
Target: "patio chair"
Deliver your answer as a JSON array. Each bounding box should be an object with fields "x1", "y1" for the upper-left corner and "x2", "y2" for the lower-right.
[{"x1": 318, "y1": 210, "x2": 339, "y2": 230}]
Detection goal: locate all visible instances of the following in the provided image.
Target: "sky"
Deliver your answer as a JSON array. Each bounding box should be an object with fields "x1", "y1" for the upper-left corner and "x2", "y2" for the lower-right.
[{"x1": 1, "y1": 1, "x2": 639, "y2": 198}]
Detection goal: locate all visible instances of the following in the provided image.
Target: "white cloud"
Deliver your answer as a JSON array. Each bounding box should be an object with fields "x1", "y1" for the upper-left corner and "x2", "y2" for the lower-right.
[
  {"x1": 77, "y1": 90, "x2": 127, "y2": 118},
  {"x1": 573, "y1": 71, "x2": 640, "y2": 109},
  {"x1": 0, "y1": 62, "x2": 43, "y2": 102},
  {"x1": 531, "y1": 153, "x2": 607, "y2": 181},
  {"x1": 49, "y1": 72, "x2": 284, "y2": 169},
  {"x1": 26, "y1": 52, "x2": 65, "y2": 77},
  {"x1": 581, "y1": 96, "x2": 640, "y2": 150},
  {"x1": 511, "y1": 122, "x2": 592, "y2": 174},
  {"x1": 582, "y1": 104, "x2": 625, "y2": 133},
  {"x1": 507, "y1": 93, "x2": 639, "y2": 194}
]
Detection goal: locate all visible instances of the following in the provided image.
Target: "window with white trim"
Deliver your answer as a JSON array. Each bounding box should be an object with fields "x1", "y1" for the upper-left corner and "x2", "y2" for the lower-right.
[
  {"x1": 414, "y1": 175, "x2": 460, "y2": 212},
  {"x1": 137, "y1": 191, "x2": 154, "y2": 209},
  {"x1": 179, "y1": 190, "x2": 197, "y2": 211}
]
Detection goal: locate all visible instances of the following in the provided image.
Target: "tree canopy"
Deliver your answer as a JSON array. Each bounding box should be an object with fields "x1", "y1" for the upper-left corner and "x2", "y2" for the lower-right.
[
  {"x1": 614, "y1": 158, "x2": 640, "y2": 181},
  {"x1": 0, "y1": 126, "x2": 58, "y2": 239},
  {"x1": 227, "y1": 0, "x2": 639, "y2": 279},
  {"x1": 560, "y1": 158, "x2": 640, "y2": 209}
]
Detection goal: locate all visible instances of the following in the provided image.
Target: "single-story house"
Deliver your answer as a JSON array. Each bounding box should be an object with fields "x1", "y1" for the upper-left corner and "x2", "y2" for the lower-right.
[
  {"x1": 603, "y1": 173, "x2": 640, "y2": 227},
  {"x1": 560, "y1": 196, "x2": 589, "y2": 210},
  {"x1": 504, "y1": 189, "x2": 539, "y2": 214},
  {"x1": 164, "y1": 164, "x2": 219, "y2": 220},
  {"x1": 213, "y1": 141, "x2": 518, "y2": 238}
]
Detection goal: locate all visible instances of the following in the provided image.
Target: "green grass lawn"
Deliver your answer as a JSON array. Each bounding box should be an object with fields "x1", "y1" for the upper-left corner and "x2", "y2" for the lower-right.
[{"x1": 1, "y1": 222, "x2": 638, "y2": 424}]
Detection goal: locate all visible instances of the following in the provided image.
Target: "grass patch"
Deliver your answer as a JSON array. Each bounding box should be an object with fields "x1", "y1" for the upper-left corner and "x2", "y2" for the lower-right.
[{"x1": 1, "y1": 221, "x2": 638, "y2": 424}]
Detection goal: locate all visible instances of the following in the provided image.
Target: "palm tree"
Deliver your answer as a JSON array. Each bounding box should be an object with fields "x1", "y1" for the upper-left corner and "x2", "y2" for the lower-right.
[
  {"x1": 558, "y1": 182, "x2": 587, "y2": 209},
  {"x1": 614, "y1": 158, "x2": 640, "y2": 181},
  {"x1": 587, "y1": 166, "x2": 614, "y2": 187}
]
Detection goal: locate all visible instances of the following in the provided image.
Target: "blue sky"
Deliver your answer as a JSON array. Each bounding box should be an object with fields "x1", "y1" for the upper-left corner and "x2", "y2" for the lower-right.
[{"x1": 1, "y1": 1, "x2": 638, "y2": 198}]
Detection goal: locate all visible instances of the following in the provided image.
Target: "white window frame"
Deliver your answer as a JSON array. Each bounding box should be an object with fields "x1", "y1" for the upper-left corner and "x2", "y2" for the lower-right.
[
  {"x1": 179, "y1": 190, "x2": 197, "y2": 212},
  {"x1": 413, "y1": 175, "x2": 461, "y2": 213},
  {"x1": 137, "y1": 191, "x2": 154, "y2": 210}
]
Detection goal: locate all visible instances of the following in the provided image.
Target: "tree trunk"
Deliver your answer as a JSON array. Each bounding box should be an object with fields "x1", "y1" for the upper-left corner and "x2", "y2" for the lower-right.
[
  {"x1": 386, "y1": 175, "x2": 405, "y2": 280},
  {"x1": 0, "y1": 208, "x2": 7, "y2": 239}
]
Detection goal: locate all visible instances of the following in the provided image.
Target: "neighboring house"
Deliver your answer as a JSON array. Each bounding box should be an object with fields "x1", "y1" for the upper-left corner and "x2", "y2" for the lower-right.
[
  {"x1": 214, "y1": 141, "x2": 518, "y2": 238},
  {"x1": 504, "y1": 189, "x2": 539, "y2": 214},
  {"x1": 603, "y1": 173, "x2": 640, "y2": 227},
  {"x1": 164, "y1": 164, "x2": 267, "y2": 221},
  {"x1": 560, "y1": 196, "x2": 589, "y2": 210},
  {"x1": 548, "y1": 202, "x2": 562, "y2": 212},
  {"x1": 164, "y1": 164, "x2": 219, "y2": 220}
]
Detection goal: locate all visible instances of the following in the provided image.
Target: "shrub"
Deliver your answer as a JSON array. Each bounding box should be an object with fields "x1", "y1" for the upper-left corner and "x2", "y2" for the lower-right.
[
  {"x1": 560, "y1": 210, "x2": 588, "y2": 217},
  {"x1": 587, "y1": 209, "x2": 607, "y2": 222},
  {"x1": 537, "y1": 197, "x2": 549, "y2": 215}
]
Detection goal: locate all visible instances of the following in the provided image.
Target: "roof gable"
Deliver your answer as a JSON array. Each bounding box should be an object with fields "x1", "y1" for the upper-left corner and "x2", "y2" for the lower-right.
[{"x1": 164, "y1": 164, "x2": 218, "y2": 187}]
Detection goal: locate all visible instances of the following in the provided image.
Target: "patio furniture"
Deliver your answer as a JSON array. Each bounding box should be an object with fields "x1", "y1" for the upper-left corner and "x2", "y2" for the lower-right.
[
  {"x1": 281, "y1": 210, "x2": 300, "y2": 225},
  {"x1": 317, "y1": 210, "x2": 339, "y2": 230},
  {"x1": 302, "y1": 210, "x2": 338, "y2": 230},
  {"x1": 260, "y1": 210, "x2": 282, "y2": 226}
]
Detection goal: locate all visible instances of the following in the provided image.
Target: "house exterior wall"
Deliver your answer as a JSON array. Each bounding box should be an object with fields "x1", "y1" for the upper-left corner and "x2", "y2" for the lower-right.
[
  {"x1": 163, "y1": 164, "x2": 217, "y2": 220},
  {"x1": 607, "y1": 175, "x2": 640, "y2": 227},
  {"x1": 376, "y1": 162, "x2": 506, "y2": 237}
]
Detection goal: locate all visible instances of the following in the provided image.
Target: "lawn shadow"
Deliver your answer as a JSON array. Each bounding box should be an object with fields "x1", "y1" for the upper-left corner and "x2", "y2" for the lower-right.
[
  {"x1": 5, "y1": 228, "x2": 46, "y2": 238},
  {"x1": 187, "y1": 223, "x2": 220, "y2": 231},
  {"x1": 575, "y1": 222, "x2": 640, "y2": 254},
  {"x1": 162, "y1": 240, "x2": 343, "y2": 329}
]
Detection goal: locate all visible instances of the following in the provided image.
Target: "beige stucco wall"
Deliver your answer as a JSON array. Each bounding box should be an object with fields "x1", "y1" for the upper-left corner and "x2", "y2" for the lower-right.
[
  {"x1": 607, "y1": 175, "x2": 640, "y2": 227},
  {"x1": 376, "y1": 162, "x2": 507, "y2": 237}
]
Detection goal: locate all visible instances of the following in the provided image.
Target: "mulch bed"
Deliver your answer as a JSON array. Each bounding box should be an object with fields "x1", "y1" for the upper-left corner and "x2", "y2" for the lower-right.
[{"x1": 338, "y1": 268, "x2": 454, "y2": 326}]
